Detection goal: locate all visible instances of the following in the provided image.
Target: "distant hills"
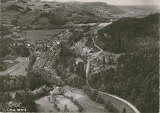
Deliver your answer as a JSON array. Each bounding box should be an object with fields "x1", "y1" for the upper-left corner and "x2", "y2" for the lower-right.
[{"x1": 2, "y1": 1, "x2": 159, "y2": 27}]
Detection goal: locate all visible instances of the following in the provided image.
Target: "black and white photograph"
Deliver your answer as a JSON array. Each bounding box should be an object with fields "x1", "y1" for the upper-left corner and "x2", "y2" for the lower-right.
[{"x1": 0, "y1": 0, "x2": 159, "y2": 112}]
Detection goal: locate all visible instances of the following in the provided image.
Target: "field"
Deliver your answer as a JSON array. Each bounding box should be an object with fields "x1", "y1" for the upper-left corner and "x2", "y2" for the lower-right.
[
  {"x1": 35, "y1": 96, "x2": 57, "y2": 112},
  {"x1": 35, "y1": 86, "x2": 108, "y2": 112},
  {"x1": 56, "y1": 95, "x2": 78, "y2": 111},
  {"x1": 35, "y1": 95, "x2": 78, "y2": 112},
  {"x1": 0, "y1": 57, "x2": 29, "y2": 76},
  {"x1": 19, "y1": 29, "x2": 66, "y2": 43},
  {"x1": 64, "y1": 86, "x2": 107, "y2": 113}
]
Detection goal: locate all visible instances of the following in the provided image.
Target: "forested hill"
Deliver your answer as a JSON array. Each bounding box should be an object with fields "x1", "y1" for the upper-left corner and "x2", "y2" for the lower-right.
[
  {"x1": 89, "y1": 13, "x2": 159, "y2": 113},
  {"x1": 89, "y1": 44, "x2": 159, "y2": 113},
  {"x1": 97, "y1": 13, "x2": 159, "y2": 53}
]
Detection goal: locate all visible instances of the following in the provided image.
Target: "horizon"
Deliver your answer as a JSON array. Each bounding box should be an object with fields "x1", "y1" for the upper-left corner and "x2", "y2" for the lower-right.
[{"x1": 41, "y1": 0, "x2": 160, "y2": 6}]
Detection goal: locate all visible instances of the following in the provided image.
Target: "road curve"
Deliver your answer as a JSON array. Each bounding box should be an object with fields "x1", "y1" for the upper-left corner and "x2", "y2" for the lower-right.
[
  {"x1": 86, "y1": 38, "x2": 140, "y2": 113},
  {"x1": 90, "y1": 87, "x2": 140, "y2": 113},
  {"x1": 92, "y1": 37, "x2": 103, "y2": 52}
]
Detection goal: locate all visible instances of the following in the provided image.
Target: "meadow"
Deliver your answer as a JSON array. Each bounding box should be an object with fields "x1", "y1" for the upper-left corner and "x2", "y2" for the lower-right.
[{"x1": 20, "y1": 29, "x2": 66, "y2": 43}]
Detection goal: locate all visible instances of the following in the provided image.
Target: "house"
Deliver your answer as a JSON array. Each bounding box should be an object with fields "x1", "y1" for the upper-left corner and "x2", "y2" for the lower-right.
[
  {"x1": 36, "y1": 40, "x2": 44, "y2": 47},
  {"x1": 75, "y1": 57, "x2": 83, "y2": 65},
  {"x1": 83, "y1": 46, "x2": 90, "y2": 54}
]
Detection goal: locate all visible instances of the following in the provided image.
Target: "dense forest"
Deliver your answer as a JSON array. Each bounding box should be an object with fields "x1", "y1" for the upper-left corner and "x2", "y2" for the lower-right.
[
  {"x1": 0, "y1": 74, "x2": 37, "y2": 112},
  {"x1": 7, "y1": 5, "x2": 25, "y2": 11},
  {"x1": 32, "y1": 12, "x2": 68, "y2": 25},
  {"x1": 88, "y1": 13, "x2": 159, "y2": 113},
  {"x1": 0, "y1": 37, "x2": 30, "y2": 71},
  {"x1": 0, "y1": 68, "x2": 63, "y2": 112},
  {"x1": 0, "y1": 37, "x2": 30, "y2": 58},
  {"x1": 0, "y1": 26, "x2": 12, "y2": 37},
  {"x1": 54, "y1": 43, "x2": 79, "y2": 75},
  {"x1": 89, "y1": 45, "x2": 159, "y2": 113},
  {"x1": 26, "y1": 69, "x2": 64, "y2": 90},
  {"x1": 54, "y1": 44, "x2": 86, "y2": 88},
  {"x1": 97, "y1": 13, "x2": 159, "y2": 53}
]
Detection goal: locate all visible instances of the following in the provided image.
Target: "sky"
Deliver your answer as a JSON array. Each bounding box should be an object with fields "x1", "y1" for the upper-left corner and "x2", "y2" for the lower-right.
[{"x1": 42, "y1": 0, "x2": 160, "y2": 6}]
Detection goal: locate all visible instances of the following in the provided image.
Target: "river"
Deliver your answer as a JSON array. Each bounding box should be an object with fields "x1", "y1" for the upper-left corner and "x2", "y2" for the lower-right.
[
  {"x1": 68, "y1": 22, "x2": 112, "y2": 27},
  {"x1": 98, "y1": 22, "x2": 112, "y2": 27}
]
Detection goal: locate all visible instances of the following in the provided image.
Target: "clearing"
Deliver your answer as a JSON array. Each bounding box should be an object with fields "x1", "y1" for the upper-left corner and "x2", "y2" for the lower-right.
[
  {"x1": 0, "y1": 57, "x2": 29, "y2": 76},
  {"x1": 35, "y1": 96, "x2": 57, "y2": 112},
  {"x1": 35, "y1": 86, "x2": 108, "y2": 112},
  {"x1": 19, "y1": 29, "x2": 66, "y2": 43},
  {"x1": 64, "y1": 86, "x2": 108, "y2": 113}
]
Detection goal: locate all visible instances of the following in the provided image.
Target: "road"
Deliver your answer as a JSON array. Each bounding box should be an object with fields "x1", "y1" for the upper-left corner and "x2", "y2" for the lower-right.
[
  {"x1": 0, "y1": 57, "x2": 29, "y2": 76},
  {"x1": 92, "y1": 37, "x2": 103, "y2": 52},
  {"x1": 85, "y1": 39, "x2": 140, "y2": 113}
]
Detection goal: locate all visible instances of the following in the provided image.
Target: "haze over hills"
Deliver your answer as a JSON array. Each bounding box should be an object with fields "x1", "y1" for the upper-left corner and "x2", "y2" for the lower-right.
[
  {"x1": 41, "y1": 0, "x2": 160, "y2": 6},
  {"x1": 1, "y1": 0, "x2": 159, "y2": 28}
]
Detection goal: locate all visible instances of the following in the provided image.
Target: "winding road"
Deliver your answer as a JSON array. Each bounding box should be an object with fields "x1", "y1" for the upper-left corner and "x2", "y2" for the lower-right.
[{"x1": 86, "y1": 37, "x2": 140, "y2": 113}]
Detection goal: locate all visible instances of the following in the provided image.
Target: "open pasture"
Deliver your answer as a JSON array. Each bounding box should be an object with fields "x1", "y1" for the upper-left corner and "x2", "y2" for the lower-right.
[{"x1": 20, "y1": 29, "x2": 66, "y2": 43}]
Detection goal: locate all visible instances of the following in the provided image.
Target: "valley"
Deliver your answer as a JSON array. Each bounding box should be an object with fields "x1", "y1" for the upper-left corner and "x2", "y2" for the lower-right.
[{"x1": 0, "y1": 0, "x2": 159, "y2": 113}]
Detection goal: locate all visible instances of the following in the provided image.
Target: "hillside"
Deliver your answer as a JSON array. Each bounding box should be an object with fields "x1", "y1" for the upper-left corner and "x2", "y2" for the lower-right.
[
  {"x1": 88, "y1": 13, "x2": 159, "y2": 113},
  {"x1": 7, "y1": 4, "x2": 25, "y2": 11},
  {"x1": 89, "y1": 44, "x2": 159, "y2": 113},
  {"x1": 2, "y1": 1, "x2": 159, "y2": 28},
  {"x1": 32, "y1": 12, "x2": 68, "y2": 25},
  {"x1": 96, "y1": 13, "x2": 159, "y2": 53}
]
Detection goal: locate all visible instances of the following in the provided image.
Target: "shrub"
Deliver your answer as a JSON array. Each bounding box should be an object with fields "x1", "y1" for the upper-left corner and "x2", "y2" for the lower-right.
[
  {"x1": 123, "y1": 107, "x2": 126, "y2": 113},
  {"x1": 90, "y1": 90, "x2": 98, "y2": 101},
  {"x1": 77, "y1": 103, "x2": 83, "y2": 112},
  {"x1": 73, "y1": 100, "x2": 77, "y2": 105},
  {"x1": 57, "y1": 107, "x2": 60, "y2": 111},
  {"x1": 108, "y1": 104, "x2": 114, "y2": 112},
  {"x1": 113, "y1": 107, "x2": 119, "y2": 113},
  {"x1": 103, "y1": 101, "x2": 109, "y2": 109},
  {"x1": 70, "y1": 96, "x2": 74, "y2": 102},
  {"x1": 96, "y1": 95, "x2": 103, "y2": 104},
  {"x1": 54, "y1": 103, "x2": 57, "y2": 107}
]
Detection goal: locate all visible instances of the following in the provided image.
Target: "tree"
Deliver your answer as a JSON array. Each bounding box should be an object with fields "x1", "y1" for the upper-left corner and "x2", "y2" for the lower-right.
[
  {"x1": 102, "y1": 56, "x2": 105, "y2": 65},
  {"x1": 123, "y1": 107, "x2": 126, "y2": 113},
  {"x1": 0, "y1": 58, "x2": 7, "y2": 71},
  {"x1": 67, "y1": 57, "x2": 75, "y2": 73},
  {"x1": 15, "y1": 91, "x2": 21, "y2": 102},
  {"x1": 11, "y1": 19, "x2": 18, "y2": 25},
  {"x1": 26, "y1": 70, "x2": 47, "y2": 90},
  {"x1": 76, "y1": 62, "x2": 86, "y2": 79},
  {"x1": 2, "y1": 92, "x2": 11, "y2": 102},
  {"x1": 64, "y1": 104, "x2": 67, "y2": 111},
  {"x1": 28, "y1": 55, "x2": 36, "y2": 70},
  {"x1": 108, "y1": 104, "x2": 114, "y2": 112}
]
